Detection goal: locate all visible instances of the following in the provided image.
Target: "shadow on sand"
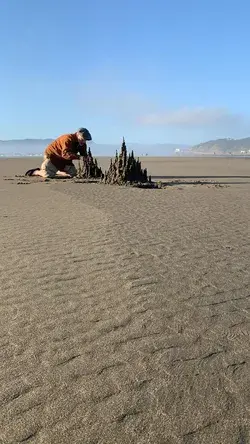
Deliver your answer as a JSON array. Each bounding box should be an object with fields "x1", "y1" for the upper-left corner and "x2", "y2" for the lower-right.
[{"x1": 151, "y1": 175, "x2": 250, "y2": 186}]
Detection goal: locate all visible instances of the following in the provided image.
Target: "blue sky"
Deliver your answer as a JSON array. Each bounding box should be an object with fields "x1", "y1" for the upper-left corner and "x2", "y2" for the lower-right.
[{"x1": 1, "y1": 0, "x2": 250, "y2": 144}]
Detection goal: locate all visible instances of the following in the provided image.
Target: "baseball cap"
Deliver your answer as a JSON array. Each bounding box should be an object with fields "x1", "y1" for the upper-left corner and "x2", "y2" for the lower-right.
[{"x1": 78, "y1": 127, "x2": 92, "y2": 141}]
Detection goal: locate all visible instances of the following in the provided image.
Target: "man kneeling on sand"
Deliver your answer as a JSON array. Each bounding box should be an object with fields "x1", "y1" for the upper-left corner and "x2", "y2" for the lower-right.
[{"x1": 25, "y1": 128, "x2": 92, "y2": 178}]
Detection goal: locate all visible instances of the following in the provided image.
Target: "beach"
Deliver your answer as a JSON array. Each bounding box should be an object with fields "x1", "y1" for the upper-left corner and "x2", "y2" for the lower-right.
[{"x1": 0, "y1": 156, "x2": 250, "y2": 443}]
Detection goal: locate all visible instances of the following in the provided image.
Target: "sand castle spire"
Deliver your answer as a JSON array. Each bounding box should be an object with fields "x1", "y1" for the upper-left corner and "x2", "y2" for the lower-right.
[{"x1": 104, "y1": 137, "x2": 149, "y2": 185}]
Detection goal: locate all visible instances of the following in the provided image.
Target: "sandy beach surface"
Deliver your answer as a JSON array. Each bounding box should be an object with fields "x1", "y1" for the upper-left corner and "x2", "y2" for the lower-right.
[{"x1": 0, "y1": 157, "x2": 250, "y2": 443}]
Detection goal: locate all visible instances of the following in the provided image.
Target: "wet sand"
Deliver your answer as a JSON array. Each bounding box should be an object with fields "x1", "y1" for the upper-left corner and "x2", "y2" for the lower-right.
[{"x1": 0, "y1": 157, "x2": 250, "y2": 443}]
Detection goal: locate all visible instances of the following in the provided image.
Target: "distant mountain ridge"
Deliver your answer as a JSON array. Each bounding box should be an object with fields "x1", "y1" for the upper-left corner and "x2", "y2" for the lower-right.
[
  {"x1": 0, "y1": 139, "x2": 53, "y2": 156},
  {"x1": 0, "y1": 138, "x2": 189, "y2": 157},
  {"x1": 191, "y1": 137, "x2": 250, "y2": 154}
]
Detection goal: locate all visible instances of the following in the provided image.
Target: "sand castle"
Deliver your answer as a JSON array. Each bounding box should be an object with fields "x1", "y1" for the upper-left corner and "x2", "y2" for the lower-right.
[
  {"x1": 77, "y1": 148, "x2": 103, "y2": 180},
  {"x1": 103, "y1": 138, "x2": 151, "y2": 185},
  {"x1": 77, "y1": 138, "x2": 152, "y2": 186}
]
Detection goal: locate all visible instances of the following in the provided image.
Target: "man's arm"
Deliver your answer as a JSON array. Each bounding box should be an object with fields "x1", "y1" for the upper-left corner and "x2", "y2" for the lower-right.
[
  {"x1": 78, "y1": 142, "x2": 87, "y2": 157},
  {"x1": 61, "y1": 136, "x2": 80, "y2": 160}
]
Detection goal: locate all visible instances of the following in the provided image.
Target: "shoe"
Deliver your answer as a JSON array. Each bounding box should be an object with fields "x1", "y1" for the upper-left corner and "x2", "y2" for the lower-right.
[{"x1": 25, "y1": 168, "x2": 40, "y2": 176}]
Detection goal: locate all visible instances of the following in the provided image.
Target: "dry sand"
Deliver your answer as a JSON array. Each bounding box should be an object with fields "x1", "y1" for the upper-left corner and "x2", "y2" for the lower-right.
[{"x1": 0, "y1": 157, "x2": 250, "y2": 443}]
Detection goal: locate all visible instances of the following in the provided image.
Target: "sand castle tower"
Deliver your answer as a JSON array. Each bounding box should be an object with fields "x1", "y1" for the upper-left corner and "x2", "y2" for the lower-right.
[
  {"x1": 77, "y1": 148, "x2": 103, "y2": 179},
  {"x1": 104, "y1": 138, "x2": 150, "y2": 184}
]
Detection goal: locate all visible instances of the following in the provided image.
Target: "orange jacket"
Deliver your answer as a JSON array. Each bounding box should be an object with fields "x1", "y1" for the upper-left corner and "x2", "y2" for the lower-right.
[
  {"x1": 44, "y1": 133, "x2": 87, "y2": 170},
  {"x1": 45, "y1": 133, "x2": 87, "y2": 161}
]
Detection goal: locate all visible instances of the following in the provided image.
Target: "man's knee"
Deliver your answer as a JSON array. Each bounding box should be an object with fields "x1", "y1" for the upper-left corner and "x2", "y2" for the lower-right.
[
  {"x1": 65, "y1": 164, "x2": 77, "y2": 177},
  {"x1": 41, "y1": 170, "x2": 56, "y2": 178},
  {"x1": 69, "y1": 168, "x2": 77, "y2": 177}
]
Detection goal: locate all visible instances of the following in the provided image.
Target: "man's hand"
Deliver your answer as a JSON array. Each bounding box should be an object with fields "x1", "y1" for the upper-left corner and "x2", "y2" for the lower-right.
[{"x1": 78, "y1": 143, "x2": 87, "y2": 157}]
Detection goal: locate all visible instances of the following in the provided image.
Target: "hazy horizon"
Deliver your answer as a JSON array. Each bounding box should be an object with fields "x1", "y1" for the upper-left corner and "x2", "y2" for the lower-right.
[{"x1": 0, "y1": 139, "x2": 190, "y2": 157}]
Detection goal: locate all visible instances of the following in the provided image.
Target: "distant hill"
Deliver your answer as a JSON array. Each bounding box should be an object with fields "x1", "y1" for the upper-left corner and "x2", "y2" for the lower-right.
[
  {"x1": 0, "y1": 139, "x2": 189, "y2": 157},
  {"x1": 191, "y1": 137, "x2": 250, "y2": 154},
  {"x1": 0, "y1": 139, "x2": 53, "y2": 156}
]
